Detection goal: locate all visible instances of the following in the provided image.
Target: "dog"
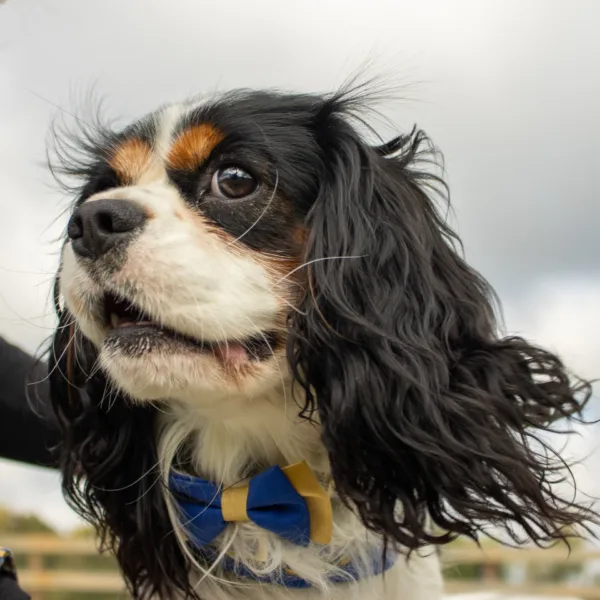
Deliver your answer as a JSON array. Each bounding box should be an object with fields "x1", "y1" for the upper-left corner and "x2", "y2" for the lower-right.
[{"x1": 48, "y1": 84, "x2": 594, "y2": 599}]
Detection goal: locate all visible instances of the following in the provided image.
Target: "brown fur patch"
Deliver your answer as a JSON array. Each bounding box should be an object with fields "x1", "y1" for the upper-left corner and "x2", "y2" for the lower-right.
[
  {"x1": 108, "y1": 139, "x2": 154, "y2": 185},
  {"x1": 291, "y1": 225, "x2": 308, "y2": 252},
  {"x1": 260, "y1": 225, "x2": 308, "y2": 282},
  {"x1": 166, "y1": 124, "x2": 224, "y2": 171}
]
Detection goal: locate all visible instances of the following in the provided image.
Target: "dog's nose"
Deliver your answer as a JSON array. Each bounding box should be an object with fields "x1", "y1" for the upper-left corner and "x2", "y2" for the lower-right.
[{"x1": 67, "y1": 199, "x2": 147, "y2": 259}]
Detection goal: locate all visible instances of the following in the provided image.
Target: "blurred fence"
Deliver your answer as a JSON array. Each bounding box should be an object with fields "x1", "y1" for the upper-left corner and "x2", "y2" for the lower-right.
[
  {"x1": 3, "y1": 533, "x2": 600, "y2": 598},
  {"x1": 443, "y1": 545, "x2": 600, "y2": 599},
  {"x1": 3, "y1": 534, "x2": 124, "y2": 599}
]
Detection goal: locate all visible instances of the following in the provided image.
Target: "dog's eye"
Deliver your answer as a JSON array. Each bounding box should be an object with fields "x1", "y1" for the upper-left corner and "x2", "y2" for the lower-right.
[{"x1": 211, "y1": 166, "x2": 257, "y2": 199}]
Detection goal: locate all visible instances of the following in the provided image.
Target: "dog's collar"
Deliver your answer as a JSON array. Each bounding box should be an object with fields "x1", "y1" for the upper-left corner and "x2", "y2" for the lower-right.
[
  {"x1": 199, "y1": 545, "x2": 398, "y2": 589},
  {"x1": 169, "y1": 461, "x2": 333, "y2": 548},
  {"x1": 170, "y1": 463, "x2": 397, "y2": 588}
]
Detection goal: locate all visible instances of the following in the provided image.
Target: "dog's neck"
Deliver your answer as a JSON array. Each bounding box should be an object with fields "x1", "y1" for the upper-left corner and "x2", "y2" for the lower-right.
[{"x1": 156, "y1": 385, "x2": 329, "y2": 485}]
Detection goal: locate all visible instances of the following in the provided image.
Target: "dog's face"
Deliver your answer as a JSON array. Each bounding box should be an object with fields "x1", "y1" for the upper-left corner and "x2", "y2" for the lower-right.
[
  {"x1": 50, "y1": 87, "x2": 594, "y2": 600},
  {"x1": 60, "y1": 95, "x2": 322, "y2": 404}
]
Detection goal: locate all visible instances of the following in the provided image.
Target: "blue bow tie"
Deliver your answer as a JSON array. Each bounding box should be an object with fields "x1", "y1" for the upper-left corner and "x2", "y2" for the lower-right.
[{"x1": 169, "y1": 462, "x2": 333, "y2": 548}]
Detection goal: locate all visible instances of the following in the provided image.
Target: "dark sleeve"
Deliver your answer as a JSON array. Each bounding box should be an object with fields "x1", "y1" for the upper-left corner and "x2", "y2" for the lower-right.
[
  {"x1": 0, "y1": 337, "x2": 59, "y2": 468},
  {"x1": 0, "y1": 576, "x2": 31, "y2": 600},
  {"x1": 0, "y1": 549, "x2": 31, "y2": 600}
]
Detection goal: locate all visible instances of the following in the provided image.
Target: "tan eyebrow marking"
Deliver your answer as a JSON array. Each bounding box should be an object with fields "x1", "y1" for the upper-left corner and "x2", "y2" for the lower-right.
[
  {"x1": 108, "y1": 138, "x2": 154, "y2": 185},
  {"x1": 166, "y1": 124, "x2": 224, "y2": 171}
]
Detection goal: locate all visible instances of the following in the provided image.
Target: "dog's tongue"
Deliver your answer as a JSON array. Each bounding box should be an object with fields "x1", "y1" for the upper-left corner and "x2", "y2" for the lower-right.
[{"x1": 213, "y1": 342, "x2": 248, "y2": 365}]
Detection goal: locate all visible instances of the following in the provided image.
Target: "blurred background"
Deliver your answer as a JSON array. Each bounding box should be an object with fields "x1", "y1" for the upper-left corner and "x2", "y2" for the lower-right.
[{"x1": 1, "y1": 0, "x2": 599, "y2": 597}]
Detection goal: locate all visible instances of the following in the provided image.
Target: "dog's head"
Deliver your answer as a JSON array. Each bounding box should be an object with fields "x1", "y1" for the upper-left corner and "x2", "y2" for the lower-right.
[
  {"x1": 49, "y1": 87, "x2": 594, "y2": 598},
  {"x1": 57, "y1": 93, "x2": 316, "y2": 406}
]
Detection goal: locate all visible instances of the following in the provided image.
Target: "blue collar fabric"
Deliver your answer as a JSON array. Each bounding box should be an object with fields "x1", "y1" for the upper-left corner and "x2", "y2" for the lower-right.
[{"x1": 199, "y1": 546, "x2": 397, "y2": 589}]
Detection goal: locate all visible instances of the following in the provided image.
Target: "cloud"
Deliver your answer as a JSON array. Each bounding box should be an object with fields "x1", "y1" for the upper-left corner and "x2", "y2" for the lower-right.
[
  {"x1": 503, "y1": 280, "x2": 600, "y2": 510},
  {"x1": 504, "y1": 278, "x2": 600, "y2": 383}
]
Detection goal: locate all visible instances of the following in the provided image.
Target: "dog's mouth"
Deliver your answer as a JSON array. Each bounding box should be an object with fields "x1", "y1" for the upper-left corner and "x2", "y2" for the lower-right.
[{"x1": 102, "y1": 292, "x2": 278, "y2": 363}]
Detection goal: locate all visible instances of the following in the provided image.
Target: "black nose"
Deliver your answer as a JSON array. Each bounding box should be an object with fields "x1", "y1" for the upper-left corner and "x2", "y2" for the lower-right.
[{"x1": 67, "y1": 199, "x2": 147, "y2": 259}]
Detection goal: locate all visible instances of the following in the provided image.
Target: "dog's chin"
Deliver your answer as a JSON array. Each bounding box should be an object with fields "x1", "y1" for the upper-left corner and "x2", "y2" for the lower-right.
[{"x1": 95, "y1": 321, "x2": 285, "y2": 406}]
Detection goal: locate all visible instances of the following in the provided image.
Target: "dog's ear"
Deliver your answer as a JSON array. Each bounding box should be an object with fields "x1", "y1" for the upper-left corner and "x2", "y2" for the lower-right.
[
  {"x1": 289, "y1": 101, "x2": 595, "y2": 549},
  {"x1": 48, "y1": 305, "x2": 195, "y2": 599}
]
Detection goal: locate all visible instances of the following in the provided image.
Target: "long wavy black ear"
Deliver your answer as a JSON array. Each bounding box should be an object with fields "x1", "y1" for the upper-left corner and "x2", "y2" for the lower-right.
[
  {"x1": 289, "y1": 99, "x2": 595, "y2": 550},
  {"x1": 48, "y1": 303, "x2": 194, "y2": 599}
]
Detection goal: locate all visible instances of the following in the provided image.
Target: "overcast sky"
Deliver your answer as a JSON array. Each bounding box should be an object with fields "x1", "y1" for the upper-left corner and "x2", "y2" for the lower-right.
[{"x1": 0, "y1": 0, "x2": 599, "y2": 531}]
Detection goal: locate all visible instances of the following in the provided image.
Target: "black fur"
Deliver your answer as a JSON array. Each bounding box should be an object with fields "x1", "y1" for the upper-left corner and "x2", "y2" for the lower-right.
[
  {"x1": 49, "y1": 85, "x2": 596, "y2": 600},
  {"x1": 289, "y1": 91, "x2": 595, "y2": 548}
]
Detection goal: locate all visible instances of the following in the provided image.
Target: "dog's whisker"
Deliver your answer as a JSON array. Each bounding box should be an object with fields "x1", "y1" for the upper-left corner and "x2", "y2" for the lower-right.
[
  {"x1": 225, "y1": 171, "x2": 279, "y2": 248},
  {"x1": 146, "y1": 400, "x2": 170, "y2": 415},
  {"x1": 97, "y1": 380, "x2": 111, "y2": 410},
  {"x1": 275, "y1": 255, "x2": 367, "y2": 285},
  {"x1": 277, "y1": 294, "x2": 307, "y2": 317},
  {"x1": 125, "y1": 472, "x2": 165, "y2": 507},
  {"x1": 105, "y1": 385, "x2": 119, "y2": 413},
  {"x1": 33, "y1": 326, "x2": 76, "y2": 387},
  {"x1": 91, "y1": 459, "x2": 163, "y2": 493},
  {"x1": 0, "y1": 290, "x2": 66, "y2": 332},
  {"x1": 249, "y1": 318, "x2": 290, "y2": 420},
  {"x1": 0, "y1": 264, "x2": 55, "y2": 277},
  {"x1": 24, "y1": 87, "x2": 96, "y2": 128}
]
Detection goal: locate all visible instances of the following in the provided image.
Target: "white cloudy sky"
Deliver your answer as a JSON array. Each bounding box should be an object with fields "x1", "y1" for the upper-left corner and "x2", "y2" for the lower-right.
[{"x1": 0, "y1": 0, "x2": 599, "y2": 531}]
